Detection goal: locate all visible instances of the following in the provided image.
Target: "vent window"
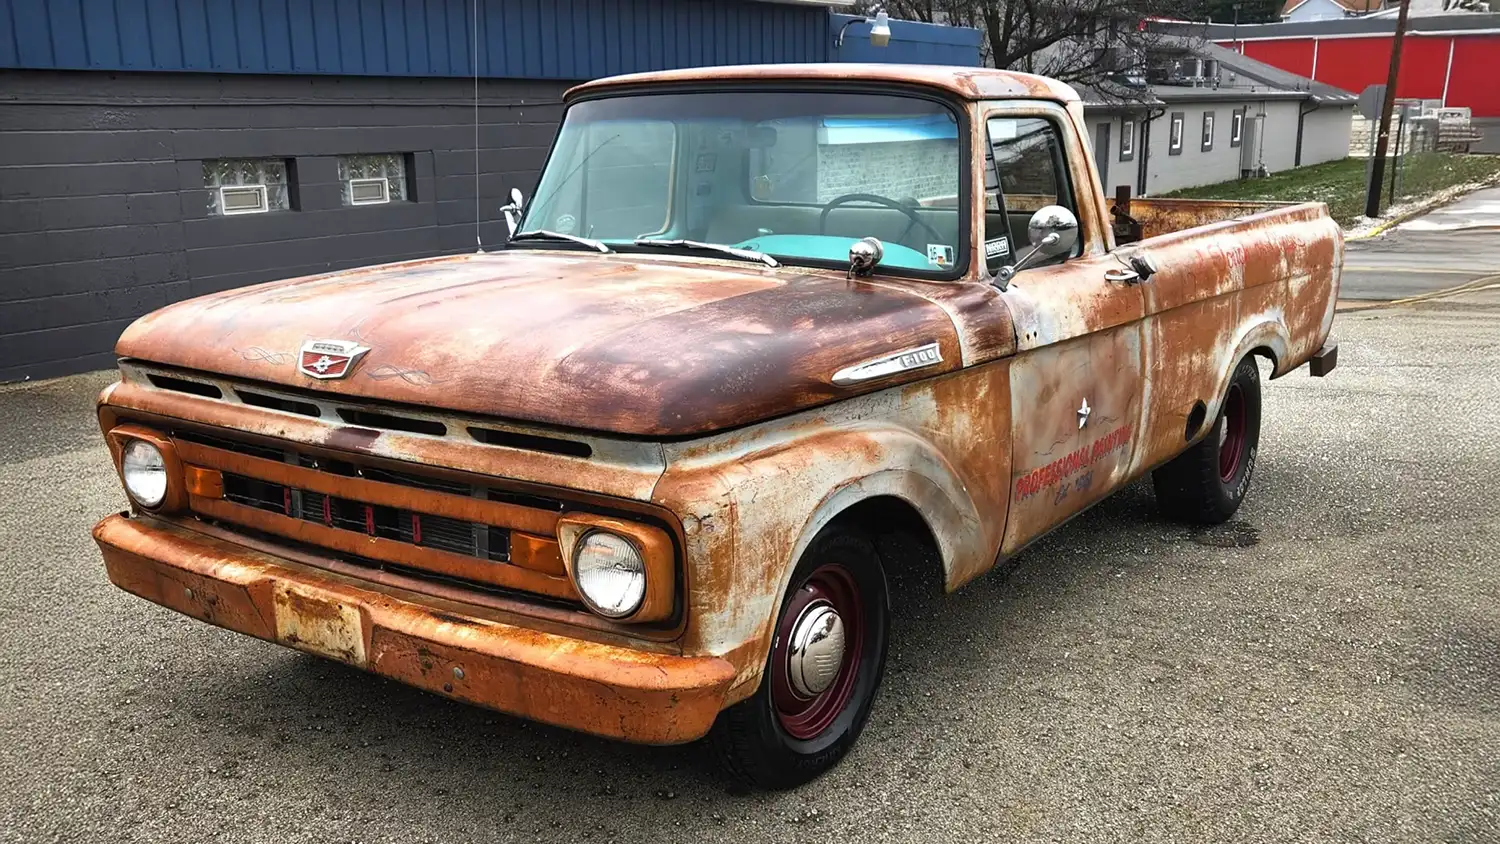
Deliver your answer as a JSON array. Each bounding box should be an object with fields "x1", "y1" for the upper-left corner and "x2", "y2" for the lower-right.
[
  {"x1": 339, "y1": 154, "x2": 409, "y2": 206},
  {"x1": 204, "y1": 158, "x2": 291, "y2": 215}
]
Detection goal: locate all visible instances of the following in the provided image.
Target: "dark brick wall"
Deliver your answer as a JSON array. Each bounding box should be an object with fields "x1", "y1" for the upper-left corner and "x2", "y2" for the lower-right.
[{"x1": 0, "y1": 70, "x2": 572, "y2": 382}]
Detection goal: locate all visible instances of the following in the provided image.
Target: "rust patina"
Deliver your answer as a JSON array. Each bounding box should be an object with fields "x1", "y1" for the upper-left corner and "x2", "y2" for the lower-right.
[{"x1": 93, "y1": 64, "x2": 1341, "y2": 753}]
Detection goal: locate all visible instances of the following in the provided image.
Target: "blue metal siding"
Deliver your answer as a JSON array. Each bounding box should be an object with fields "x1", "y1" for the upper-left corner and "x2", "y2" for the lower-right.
[
  {"x1": 830, "y1": 12, "x2": 982, "y2": 67},
  {"x1": 0, "y1": 0, "x2": 831, "y2": 77}
]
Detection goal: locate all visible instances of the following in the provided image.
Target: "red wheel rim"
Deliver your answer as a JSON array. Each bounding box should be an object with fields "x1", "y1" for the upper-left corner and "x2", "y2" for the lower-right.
[
  {"x1": 770, "y1": 564, "x2": 864, "y2": 740},
  {"x1": 1218, "y1": 384, "x2": 1247, "y2": 483}
]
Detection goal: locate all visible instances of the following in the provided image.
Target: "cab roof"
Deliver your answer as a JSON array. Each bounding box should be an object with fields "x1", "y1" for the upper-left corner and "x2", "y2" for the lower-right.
[{"x1": 567, "y1": 63, "x2": 1082, "y2": 104}]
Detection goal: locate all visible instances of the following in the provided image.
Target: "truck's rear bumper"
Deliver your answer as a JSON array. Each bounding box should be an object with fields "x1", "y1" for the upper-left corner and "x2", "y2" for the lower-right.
[
  {"x1": 1308, "y1": 342, "x2": 1339, "y2": 377},
  {"x1": 93, "y1": 513, "x2": 735, "y2": 745}
]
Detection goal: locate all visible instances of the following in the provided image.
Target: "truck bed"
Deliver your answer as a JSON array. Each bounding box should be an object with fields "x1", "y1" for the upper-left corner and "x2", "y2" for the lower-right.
[{"x1": 1110, "y1": 196, "x2": 1298, "y2": 242}]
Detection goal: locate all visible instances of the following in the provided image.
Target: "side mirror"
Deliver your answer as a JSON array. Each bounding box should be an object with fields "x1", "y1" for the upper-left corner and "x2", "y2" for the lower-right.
[
  {"x1": 847, "y1": 236, "x2": 884, "y2": 278},
  {"x1": 992, "y1": 205, "x2": 1079, "y2": 290},
  {"x1": 500, "y1": 187, "x2": 525, "y2": 237}
]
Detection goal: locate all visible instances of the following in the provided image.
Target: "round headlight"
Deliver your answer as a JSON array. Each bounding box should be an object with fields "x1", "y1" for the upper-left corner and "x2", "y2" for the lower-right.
[
  {"x1": 573, "y1": 530, "x2": 647, "y2": 618},
  {"x1": 121, "y1": 439, "x2": 168, "y2": 508}
]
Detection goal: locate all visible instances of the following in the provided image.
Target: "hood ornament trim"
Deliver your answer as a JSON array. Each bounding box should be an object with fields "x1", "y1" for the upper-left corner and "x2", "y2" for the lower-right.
[
  {"x1": 831, "y1": 342, "x2": 943, "y2": 387},
  {"x1": 298, "y1": 339, "x2": 371, "y2": 380}
]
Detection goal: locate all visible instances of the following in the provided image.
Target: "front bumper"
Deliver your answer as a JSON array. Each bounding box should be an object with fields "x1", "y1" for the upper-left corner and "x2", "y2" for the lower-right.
[{"x1": 94, "y1": 513, "x2": 735, "y2": 745}]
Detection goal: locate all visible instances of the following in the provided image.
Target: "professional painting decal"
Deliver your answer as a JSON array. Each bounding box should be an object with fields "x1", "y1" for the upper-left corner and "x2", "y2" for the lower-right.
[
  {"x1": 297, "y1": 340, "x2": 370, "y2": 380},
  {"x1": 1015, "y1": 424, "x2": 1133, "y2": 500}
]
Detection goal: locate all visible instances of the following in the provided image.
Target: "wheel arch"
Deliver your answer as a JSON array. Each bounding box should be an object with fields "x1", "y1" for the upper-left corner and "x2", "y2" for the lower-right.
[
  {"x1": 1217, "y1": 317, "x2": 1285, "y2": 409},
  {"x1": 780, "y1": 467, "x2": 983, "y2": 601}
]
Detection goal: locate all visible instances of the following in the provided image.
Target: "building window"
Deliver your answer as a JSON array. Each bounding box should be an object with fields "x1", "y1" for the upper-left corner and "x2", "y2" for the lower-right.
[
  {"x1": 1169, "y1": 113, "x2": 1184, "y2": 155},
  {"x1": 204, "y1": 158, "x2": 291, "y2": 215},
  {"x1": 1202, "y1": 112, "x2": 1216, "y2": 152},
  {"x1": 339, "y1": 154, "x2": 409, "y2": 206},
  {"x1": 1120, "y1": 118, "x2": 1135, "y2": 161},
  {"x1": 1231, "y1": 108, "x2": 1245, "y2": 148}
]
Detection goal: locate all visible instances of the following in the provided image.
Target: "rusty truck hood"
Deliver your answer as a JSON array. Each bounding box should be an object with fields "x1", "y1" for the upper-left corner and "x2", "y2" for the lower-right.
[{"x1": 117, "y1": 251, "x2": 968, "y2": 437}]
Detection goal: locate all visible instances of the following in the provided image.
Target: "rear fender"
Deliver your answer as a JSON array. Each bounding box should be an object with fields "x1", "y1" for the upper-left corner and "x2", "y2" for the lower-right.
[{"x1": 1204, "y1": 314, "x2": 1288, "y2": 439}]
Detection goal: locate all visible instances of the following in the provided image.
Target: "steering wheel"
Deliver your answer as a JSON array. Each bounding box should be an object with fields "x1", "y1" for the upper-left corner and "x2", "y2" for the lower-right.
[{"x1": 818, "y1": 193, "x2": 946, "y2": 245}]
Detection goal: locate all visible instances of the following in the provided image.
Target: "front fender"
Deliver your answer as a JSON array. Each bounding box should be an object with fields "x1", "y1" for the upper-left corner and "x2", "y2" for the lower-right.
[{"x1": 653, "y1": 372, "x2": 1010, "y2": 698}]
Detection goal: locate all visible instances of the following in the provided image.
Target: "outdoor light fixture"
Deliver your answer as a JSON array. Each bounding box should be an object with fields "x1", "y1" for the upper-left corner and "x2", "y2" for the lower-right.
[
  {"x1": 834, "y1": 7, "x2": 892, "y2": 49},
  {"x1": 869, "y1": 10, "x2": 891, "y2": 47}
]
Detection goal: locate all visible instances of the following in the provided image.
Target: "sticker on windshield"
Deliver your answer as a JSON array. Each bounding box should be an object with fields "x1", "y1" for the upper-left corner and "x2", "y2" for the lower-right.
[
  {"x1": 985, "y1": 236, "x2": 1010, "y2": 259},
  {"x1": 555, "y1": 214, "x2": 577, "y2": 234},
  {"x1": 927, "y1": 244, "x2": 955, "y2": 268}
]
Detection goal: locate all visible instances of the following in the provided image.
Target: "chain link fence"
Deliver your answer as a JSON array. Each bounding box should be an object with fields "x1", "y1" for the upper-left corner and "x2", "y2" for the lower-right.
[{"x1": 1350, "y1": 102, "x2": 1488, "y2": 215}]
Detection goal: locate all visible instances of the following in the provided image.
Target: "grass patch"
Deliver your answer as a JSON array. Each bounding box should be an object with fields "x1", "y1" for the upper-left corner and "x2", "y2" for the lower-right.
[{"x1": 1160, "y1": 154, "x2": 1500, "y2": 226}]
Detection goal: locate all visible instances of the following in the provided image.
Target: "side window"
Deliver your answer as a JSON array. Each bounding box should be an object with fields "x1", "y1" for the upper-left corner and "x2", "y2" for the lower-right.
[{"x1": 984, "y1": 116, "x2": 1079, "y2": 274}]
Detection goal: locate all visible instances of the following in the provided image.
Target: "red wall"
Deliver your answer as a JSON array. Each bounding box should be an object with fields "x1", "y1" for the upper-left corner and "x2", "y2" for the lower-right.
[
  {"x1": 1447, "y1": 35, "x2": 1500, "y2": 119},
  {"x1": 1394, "y1": 36, "x2": 1456, "y2": 100},
  {"x1": 1217, "y1": 33, "x2": 1500, "y2": 117},
  {"x1": 1311, "y1": 37, "x2": 1393, "y2": 98},
  {"x1": 1242, "y1": 37, "x2": 1316, "y2": 77}
]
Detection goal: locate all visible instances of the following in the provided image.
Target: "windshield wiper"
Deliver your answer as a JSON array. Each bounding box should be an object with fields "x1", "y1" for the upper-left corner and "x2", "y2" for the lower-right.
[
  {"x1": 510, "y1": 230, "x2": 611, "y2": 253},
  {"x1": 631, "y1": 238, "x2": 779, "y2": 267}
]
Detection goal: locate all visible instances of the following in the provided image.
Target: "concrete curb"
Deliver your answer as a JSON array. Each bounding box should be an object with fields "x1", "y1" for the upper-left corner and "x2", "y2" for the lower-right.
[
  {"x1": 1335, "y1": 271, "x2": 1500, "y2": 312},
  {"x1": 1345, "y1": 174, "x2": 1500, "y2": 241}
]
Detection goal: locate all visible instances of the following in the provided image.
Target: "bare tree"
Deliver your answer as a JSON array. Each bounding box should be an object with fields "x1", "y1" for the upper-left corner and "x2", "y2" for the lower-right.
[{"x1": 853, "y1": 0, "x2": 1185, "y2": 91}]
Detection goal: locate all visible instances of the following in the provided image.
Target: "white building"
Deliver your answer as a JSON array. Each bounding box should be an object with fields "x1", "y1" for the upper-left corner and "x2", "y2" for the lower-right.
[
  {"x1": 1082, "y1": 39, "x2": 1357, "y2": 195},
  {"x1": 1282, "y1": 0, "x2": 1385, "y2": 23}
]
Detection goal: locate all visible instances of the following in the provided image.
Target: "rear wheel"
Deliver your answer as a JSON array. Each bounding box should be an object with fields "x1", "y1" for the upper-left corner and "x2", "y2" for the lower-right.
[
  {"x1": 709, "y1": 527, "x2": 889, "y2": 790},
  {"x1": 1153, "y1": 355, "x2": 1263, "y2": 524}
]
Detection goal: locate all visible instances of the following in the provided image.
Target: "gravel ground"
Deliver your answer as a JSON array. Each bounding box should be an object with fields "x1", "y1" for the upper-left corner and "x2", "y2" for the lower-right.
[{"x1": 2, "y1": 297, "x2": 1497, "y2": 843}]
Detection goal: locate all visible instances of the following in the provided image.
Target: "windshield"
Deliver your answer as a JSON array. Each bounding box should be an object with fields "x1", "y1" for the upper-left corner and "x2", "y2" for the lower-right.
[{"x1": 517, "y1": 90, "x2": 966, "y2": 276}]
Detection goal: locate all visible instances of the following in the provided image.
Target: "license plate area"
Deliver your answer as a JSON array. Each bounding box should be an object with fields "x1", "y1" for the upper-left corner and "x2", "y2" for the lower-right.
[{"x1": 272, "y1": 582, "x2": 367, "y2": 665}]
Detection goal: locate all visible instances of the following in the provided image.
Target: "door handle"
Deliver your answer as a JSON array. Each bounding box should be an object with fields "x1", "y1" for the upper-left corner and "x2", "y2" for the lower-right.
[{"x1": 1104, "y1": 267, "x2": 1142, "y2": 284}]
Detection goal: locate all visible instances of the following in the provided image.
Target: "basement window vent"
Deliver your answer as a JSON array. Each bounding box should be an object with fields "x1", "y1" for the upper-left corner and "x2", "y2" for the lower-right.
[
  {"x1": 204, "y1": 158, "x2": 291, "y2": 215},
  {"x1": 348, "y1": 178, "x2": 390, "y2": 205},
  {"x1": 339, "y1": 154, "x2": 409, "y2": 206},
  {"x1": 219, "y1": 185, "x2": 268, "y2": 215}
]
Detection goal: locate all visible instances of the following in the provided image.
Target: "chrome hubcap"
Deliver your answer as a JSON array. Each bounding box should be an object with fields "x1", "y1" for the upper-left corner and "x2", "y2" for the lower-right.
[{"x1": 786, "y1": 602, "x2": 846, "y2": 698}]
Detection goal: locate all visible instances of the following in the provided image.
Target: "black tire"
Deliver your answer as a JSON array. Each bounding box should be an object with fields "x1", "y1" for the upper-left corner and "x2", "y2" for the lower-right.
[
  {"x1": 708, "y1": 526, "x2": 890, "y2": 790},
  {"x1": 1153, "y1": 355, "x2": 1263, "y2": 524}
]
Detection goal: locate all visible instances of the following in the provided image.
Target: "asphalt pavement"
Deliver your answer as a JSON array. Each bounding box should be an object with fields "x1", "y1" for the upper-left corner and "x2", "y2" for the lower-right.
[
  {"x1": 4, "y1": 296, "x2": 1500, "y2": 843},
  {"x1": 1342, "y1": 185, "x2": 1500, "y2": 301}
]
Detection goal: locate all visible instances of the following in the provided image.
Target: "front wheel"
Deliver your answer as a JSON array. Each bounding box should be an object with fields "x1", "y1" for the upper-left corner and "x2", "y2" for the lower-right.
[
  {"x1": 1152, "y1": 355, "x2": 1263, "y2": 524},
  {"x1": 708, "y1": 527, "x2": 890, "y2": 790}
]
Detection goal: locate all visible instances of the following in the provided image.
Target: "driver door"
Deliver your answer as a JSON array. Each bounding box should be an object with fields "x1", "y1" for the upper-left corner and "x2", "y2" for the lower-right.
[{"x1": 986, "y1": 108, "x2": 1149, "y2": 555}]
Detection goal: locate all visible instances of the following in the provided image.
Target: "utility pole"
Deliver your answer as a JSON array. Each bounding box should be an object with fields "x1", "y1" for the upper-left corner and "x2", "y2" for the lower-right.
[
  {"x1": 1365, "y1": 0, "x2": 1412, "y2": 219},
  {"x1": 1233, "y1": 3, "x2": 1242, "y2": 53}
]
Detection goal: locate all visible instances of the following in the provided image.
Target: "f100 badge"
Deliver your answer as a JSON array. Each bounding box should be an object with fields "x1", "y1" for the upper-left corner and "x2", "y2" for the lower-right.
[
  {"x1": 831, "y1": 343, "x2": 943, "y2": 386},
  {"x1": 298, "y1": 339, "x2": 370, "y2": 380}
]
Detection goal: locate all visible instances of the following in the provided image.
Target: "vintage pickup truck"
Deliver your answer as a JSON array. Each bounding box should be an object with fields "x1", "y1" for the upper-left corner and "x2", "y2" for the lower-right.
[{"x1": 93, "y1": 64, "x2": 1340, "y2": 789}]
